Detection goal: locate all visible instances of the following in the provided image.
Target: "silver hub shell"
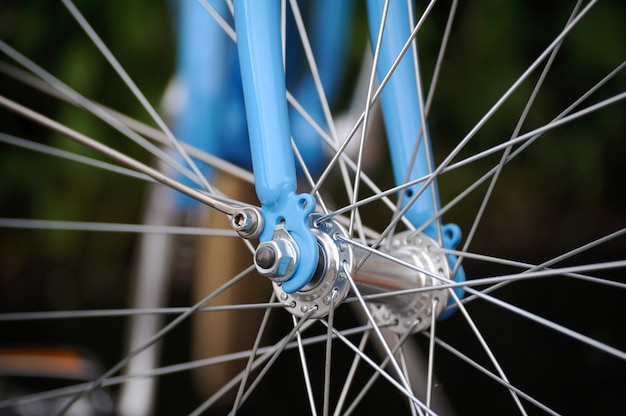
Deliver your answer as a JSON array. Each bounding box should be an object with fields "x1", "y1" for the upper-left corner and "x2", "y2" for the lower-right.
[{"x1": 356, "y1": 231, "x2": 451, "y2": 333}]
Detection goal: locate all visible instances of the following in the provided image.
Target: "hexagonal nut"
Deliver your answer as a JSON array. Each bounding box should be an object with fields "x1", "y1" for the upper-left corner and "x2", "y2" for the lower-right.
[{"x1": 254, "y1": 239, "x2": 297, "y2": 282}]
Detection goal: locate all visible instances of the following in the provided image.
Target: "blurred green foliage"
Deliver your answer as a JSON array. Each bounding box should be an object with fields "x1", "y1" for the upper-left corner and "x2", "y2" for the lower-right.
[{"x1": 0, "y1": 0, "x2": 174, "y2": 316}]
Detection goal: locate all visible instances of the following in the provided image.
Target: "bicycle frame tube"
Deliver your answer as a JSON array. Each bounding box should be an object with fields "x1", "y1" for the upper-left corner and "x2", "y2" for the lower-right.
[
  {"x1": 234, "y1": 0, "x2": 318, "y2": 294},
  {"x1": 171, "y1": 0, "x2": 231, "y2": 208},
  {"x1": 366, "y1": 0, "x2": 441, "y2": 240},
  {"x1": 367, "y1": 0, "x2": 465, "y2": 311}
]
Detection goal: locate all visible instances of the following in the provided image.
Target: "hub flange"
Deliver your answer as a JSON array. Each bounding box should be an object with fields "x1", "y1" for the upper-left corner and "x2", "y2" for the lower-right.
[{"x1": 273, "y1": 215, "x2": 353, "y2": 319}]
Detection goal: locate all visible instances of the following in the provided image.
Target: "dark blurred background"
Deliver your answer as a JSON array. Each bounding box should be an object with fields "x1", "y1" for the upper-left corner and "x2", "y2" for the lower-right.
[{"x1": 0, "y1": 1, "x2": 625, "y2": 414}]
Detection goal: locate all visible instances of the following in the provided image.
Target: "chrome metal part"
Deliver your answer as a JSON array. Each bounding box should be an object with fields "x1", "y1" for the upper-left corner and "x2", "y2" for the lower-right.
[
  {"x1": 231, "y1": 207, "x2": 263, "y2": 239},
  {"x1": 254, "y1": 225, "x2": 298, "y2": 281},
  {"x1": 354, "y1": 231, "x2": 450, "y2": 333},
  {"x1": 275, "y1": 215, "x2": 353, "y2": 319}
]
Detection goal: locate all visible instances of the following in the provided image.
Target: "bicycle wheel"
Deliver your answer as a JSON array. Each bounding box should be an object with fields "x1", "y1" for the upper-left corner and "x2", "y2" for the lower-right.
[{"x1": 1, "y1": 1, "x2": 625, "y2": 415}]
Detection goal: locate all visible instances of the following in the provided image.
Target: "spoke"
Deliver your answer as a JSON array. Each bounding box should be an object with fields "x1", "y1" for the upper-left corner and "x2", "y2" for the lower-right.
[
  {"x1": 287, "y1": 90, "x2": 414, "y2": 230},
  {"x1": 288, "y1": 0, "x2": 341, "y2": 150},
  {"x1": 288, "y1": 0, "x2": 360, "y2": 226},
  {"x1": 407, "y1": 0, "x2": 442, "y2": 247},
  {"x1": 423, "y1": 0, "x2": 458, "y2": 113},
  {"x1": 425, "y1": 299, "x2": 438, "y2": 409},
  {"x1": 348, "y1": 0, "x2": 389, "y2": 235},
  {"x1": 214, "y1": 310, "x2": 317, "y2": 416},
  {"x1": 0, "y1": 322, "x2": 373, "y2": 411},
  {"x1": 0, "y1": 60, "x2": 255, "y2": 183},
  {"x1": 425, "y1": 333, "x2": 561, "y2": 416},
  {"x1": 294, "y1": 315, "x2": 318, "y2": 416},
  {"x1": 322, "y1": 291, "x2": 337, "y2": 416},
  {"x1": 318, "y1": 86, "x2": 626, "y2": 225},
  {"x1": 322, "y1": 320, "x2": 434, "y2": 416},
  {"x1": 343, "y1": 267, "x2": 417, "y2": 409},
  {"x1": 311, "y1": 0, "x2": 437, "y2": 197},
  {"x1": 341, "y1": 233, "x2": 626, "y2": 300},
  {"x1": 0, "y1": 303, "x2": 288, "y2": 322},
  {"x1": 464, "y1": 286, "x2": 626, "y2": 361},
  {"x1": 344, "y1": 260, "x2": 626, "y2": 305},
  {"x1": 0, "y1": 95, "x2": 241, "y2": 215},
  {"x1": 197, "y1": 0, "x2": 237, "y2": 41},
  {"x1": 54, "y1": 265, "x2": 256, "y2": 415},
  {"x1": 0, "y1": 132, "x2": 150, "y2": 182},
  {"x1": 342, "y1": 323, "x2": 417, "y2": 416},
  {"x1": 440, "y1": 227, "x2": 626, "y2": 309},
  {"x1": 450, "y1": 0, "x2": 584, "y2": 280},
  {"x1": 397, "y1": 333, "x2": 420, "y2": 416},
  {"x1": 60, "y1": 0, "x2": 213, "y2": 193},
  {"x1": 0, "y1": 42, "x2": 201, "y2": 186},
  {"x1": 447, "y1": 290, "x2": 528, "y2": 415},
  {"x1": 292, "y1": 137, "x2": 330, "y2": 215},
  {"x1": 339, "y1": 0, "x2": 600, "y2": 252},
  {"x1": 333, "y1": 331, "x2": 370, "y2": 416},
  {"x1": 200, "y1": 323, "x2": 380, "y2": 415},
  {"x1": 0, "y1": 218, "x2": 238, "y2": 236},
  {"x1": 231, "y1": 293, "x2": 277, "y2": 413}
]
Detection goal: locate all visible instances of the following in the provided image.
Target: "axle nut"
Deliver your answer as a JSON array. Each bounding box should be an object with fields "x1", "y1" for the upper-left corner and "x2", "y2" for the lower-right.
[
  {"x1": 254, "y1": 239, "x2": 297, "y2": 282},
  {"x1": 255, "y1": 245, "x2": 276, "y2": 269}
]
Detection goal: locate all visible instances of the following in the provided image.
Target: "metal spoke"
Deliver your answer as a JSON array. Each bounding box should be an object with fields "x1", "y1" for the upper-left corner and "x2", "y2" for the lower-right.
[
  {"x1": 212, "y1": 309, "x2": 317, "y2": 415},
  {"x1": 463, "y1": 286, "x2": 626, "y2": 361},
  {"x1": 0, "y1": 44, "x2": 202, "y2": 185},
  {"x1": 0, "y1": 218, "x2": 238, "y2": 236},
  {"x1": 53, "y1": 265, "x2": 256, "y2": 415},
  {"x1": 288, "y1": 0, "x2": 362, "y2": 239},
  {"x1": 343, "y1": 260, "x2": 626, "y2": 305},
  {"x1": 0, "y1": 322, "x2": 373, "y2": 411},
  {"x1": 341, "y1": 323, "x2": 417, "y2": 416},
  {"x1": 317, "y1": 87, "x2": 626, "y2": 225},
  {"x1": 0, "y1": 95, "x2": 243, "y2": 216},
  {"x1": 447, "y1": 290, "x2": 528, "y2": 415},
  {"x1": 323, "y1": 291, "x2": 337, "y2": 416},
  {"x1": 425, "y1": 299, "x2": 438, "y2": 409},
  {"x1": 231, "y1": 293, "x2": 277, "y2": 413},
  {"x1": 0, "y1": 303, "x2": 289, "y2": 322},
  {"x1": 294, "y1": 314, "x2": 318, "y2": 416},
  {"x1": 424, "y1": 333, "x2": 561, "y2": 416},
  {"x1": 0, "y1": 60, "x2": 255, "y2": 183},
  {"x1": 286, "y1": 90, "x2": 414, "y2": 230},
  {"x1": 333, "y1": 331, "x2": 370, "y2": 416},
  {"x1": 324, "y1": 0, "x2": 600, "y2": 248},
  {"x1": 322, "y1": 320, "x2": 434, "y2": 416},
  {"x1": 61, "y1": 0, "x2": 213, "y2": 194},
  {"x1": 343, "y1": 267, "x2": 418, "y2": 411},
  {"x1": 449, "y1": 0, "x2": 585, "y2": 281},
  {"x1": 0, "y1": 132, "x2": 151, "y2": 182},
  {"x1": 348, "y1": 0, "x2": 389, "y2": 236}
]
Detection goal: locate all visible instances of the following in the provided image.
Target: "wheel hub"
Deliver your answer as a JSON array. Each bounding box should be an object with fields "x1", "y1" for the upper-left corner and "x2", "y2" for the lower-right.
[
  {"x1": 355, "y1": 231, "x2": 451, "y2": 333},
  {"x1": 257, "y1": 218, "x2": 452, "y2": 333},
  {"x1": 272, "y1": 215, "x2": 353, "y2": 319}
]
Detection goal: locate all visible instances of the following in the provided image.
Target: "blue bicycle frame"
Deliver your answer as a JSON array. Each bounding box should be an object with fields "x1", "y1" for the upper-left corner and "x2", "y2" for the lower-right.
[{"x1": 173, "y1": 0, "x2": 465, "y2": 303}]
